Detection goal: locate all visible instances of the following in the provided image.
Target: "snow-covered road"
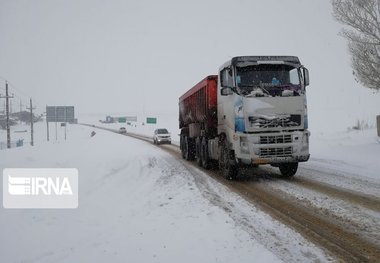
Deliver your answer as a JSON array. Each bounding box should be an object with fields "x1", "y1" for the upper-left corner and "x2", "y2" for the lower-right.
[{"x1": 149, "y1": 136, "x2": 380, "y2": 262}]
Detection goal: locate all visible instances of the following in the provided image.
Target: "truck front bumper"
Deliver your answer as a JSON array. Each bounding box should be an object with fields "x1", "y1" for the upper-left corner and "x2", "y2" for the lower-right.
[
  {"x1": 235, "y1": 131, "x2": 310, "y2": 165},
  {"x1": 249, "y1": 154, "x2": 310, "y2": 165}
]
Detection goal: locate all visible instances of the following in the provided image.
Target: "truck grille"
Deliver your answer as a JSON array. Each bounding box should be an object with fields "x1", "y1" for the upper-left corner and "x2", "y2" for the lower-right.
[
  {"x1": 248, "y1": 115, "x2": 301, "y2": 128},
  {"x1": 260, "y1": 134, "x2": 292, "y2": 144},
  {"x1": 260, "y1": 147, "x2": 292, "y2": 157}
]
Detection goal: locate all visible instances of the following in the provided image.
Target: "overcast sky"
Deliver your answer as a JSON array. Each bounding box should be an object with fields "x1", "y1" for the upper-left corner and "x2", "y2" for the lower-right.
[{"x1": 0, "y1": 0, "x2": 379, "y2": 132}]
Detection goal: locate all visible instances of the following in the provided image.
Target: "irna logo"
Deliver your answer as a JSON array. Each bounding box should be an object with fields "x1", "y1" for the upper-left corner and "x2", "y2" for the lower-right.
[
  {"x1": 8, "y1": 176, "x2": 73, "y2": 196},
  {"x1": 3, "y1": 168, "x2": 78, "y2": 209}
]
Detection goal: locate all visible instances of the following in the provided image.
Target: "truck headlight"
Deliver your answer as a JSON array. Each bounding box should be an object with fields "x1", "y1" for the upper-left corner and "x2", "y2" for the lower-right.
[
  {"x1": 240, "y1": 137, "x2": 249, "y2": 154},
  {"x1": 251, "y1": 136, "x2": 260, "y2": 144},
  {"x1": 301, "y1": 132, "x2": 309, "y2": 144},
  {"x1": 253, "y1": 148, "x2": 260, "y2": 155}
]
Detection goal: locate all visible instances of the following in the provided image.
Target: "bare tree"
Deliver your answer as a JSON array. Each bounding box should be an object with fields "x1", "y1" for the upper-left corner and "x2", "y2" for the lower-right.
[{"x1": 332, "y1": 0, "x2": 380, "y2": 91}]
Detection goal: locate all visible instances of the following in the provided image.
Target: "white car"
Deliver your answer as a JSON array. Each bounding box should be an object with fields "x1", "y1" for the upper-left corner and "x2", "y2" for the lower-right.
[
  {"x1": 153, "y1": 128, "x2": 171, "y2": 144},
  {"x1": 118, "y1": 127, "x2": 127, "y2": 134}
]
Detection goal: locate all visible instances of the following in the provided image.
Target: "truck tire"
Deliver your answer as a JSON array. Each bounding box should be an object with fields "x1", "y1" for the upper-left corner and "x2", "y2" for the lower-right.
[
  {"x1": 196, "y1": 137, "x2": 202, "y2": 167},
  {"x1": 180, "y1": 136, "x2": 186, "y2": 159},
  {"x1": 279, "y1": 163, "x2": 298, "y2": 177},
  {"x1": 201, "y1": 137, "x2": 210, "y2": 169},
  {"x1": 219, "y1": 140, "x2": 237, "y2": 180},
  {"x1": 184, "y1": 136, "x2": 195, "y2": 161}
]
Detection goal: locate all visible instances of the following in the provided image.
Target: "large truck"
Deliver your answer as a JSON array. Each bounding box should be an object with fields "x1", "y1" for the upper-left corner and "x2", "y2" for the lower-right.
[{"x1": 179, "y1": 56, "x2": 310, "y2": 179}]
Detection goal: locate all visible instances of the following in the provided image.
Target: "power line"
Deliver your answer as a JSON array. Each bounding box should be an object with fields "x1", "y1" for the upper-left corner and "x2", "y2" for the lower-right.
[
  {"x1": 0, "y1": 76, "x2": 33, "y2": 100},
  {"x1": 6, "y1": 84, "x2": 32, "y2": 105},
  {"x1": 0, "y1": 76, "x2": 42, "y2": 114}
]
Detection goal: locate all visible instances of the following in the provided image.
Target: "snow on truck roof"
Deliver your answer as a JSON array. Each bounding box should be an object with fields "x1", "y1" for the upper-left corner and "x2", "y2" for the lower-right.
[{"x1": 221, "y1": 56, "x2": 301, "y2": 69}]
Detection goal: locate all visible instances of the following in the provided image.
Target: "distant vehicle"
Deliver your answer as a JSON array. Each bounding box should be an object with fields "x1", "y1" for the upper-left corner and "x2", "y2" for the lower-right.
[
  {"x1": 153, "y1": 128, "x2": 171, "y2": 144},
  {"x1": 119, "y1": 127, "x2": 127, "y2": 134}
]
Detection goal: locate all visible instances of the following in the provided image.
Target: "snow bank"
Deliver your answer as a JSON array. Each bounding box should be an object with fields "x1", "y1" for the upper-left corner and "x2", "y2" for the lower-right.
[
  {"x1": 0, "y1": 124, "x2": 282, "y2": 263},
  {"x1": 310, "y1": 128, "x2": 380, "y2": 180}
]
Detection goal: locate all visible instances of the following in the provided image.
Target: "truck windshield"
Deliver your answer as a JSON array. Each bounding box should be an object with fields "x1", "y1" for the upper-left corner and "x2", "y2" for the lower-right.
[{"x1": 235, "y1": 64, "x2": 302, "y2": 97}]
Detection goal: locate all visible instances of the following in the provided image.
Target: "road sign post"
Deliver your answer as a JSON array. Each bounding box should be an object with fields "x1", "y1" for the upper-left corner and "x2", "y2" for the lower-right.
[{"x1": 46, "y1": 106, "x2": 75, "y2": 141}]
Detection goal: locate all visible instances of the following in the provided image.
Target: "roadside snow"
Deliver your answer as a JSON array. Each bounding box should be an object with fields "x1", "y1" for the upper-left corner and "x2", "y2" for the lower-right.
[
  {"x1": 0, "y1": 124, "x2": 292, "y2": 262},
  {"x1": 309, "y1": 128, "x2": 380, "y2": 180}
]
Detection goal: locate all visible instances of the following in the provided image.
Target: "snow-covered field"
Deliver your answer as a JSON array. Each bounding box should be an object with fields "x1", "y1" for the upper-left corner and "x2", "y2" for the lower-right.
[
  {"x1": 309, "y1": 129, "x2": 380, "y2": 181},
  {"x1": 1, "y1": 123, "x2": 334, "y2": 263}
]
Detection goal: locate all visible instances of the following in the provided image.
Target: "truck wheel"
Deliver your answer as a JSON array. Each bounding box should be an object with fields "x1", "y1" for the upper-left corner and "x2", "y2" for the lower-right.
[
  {"x1": 196, "y1": 137, "x2": 202, "y2": 167},
  {"x1": 201, "y1": 138, "x2": 210, "y2": 169},
  {"x1": 219, "y1": 141, "x2": 237, "y2": 180},
  {"x1": 279, "y1": 163, "x2": 298, "y2": 177},
  {"x1": 184, "y1": 136, "x2": 190, "y2": 160},
  {"x1": 180, "y1": 136, "x2": 186, "y2": 159},
  {"x1": 184, "y1": 136, "x2": 195, "y2": 161}
]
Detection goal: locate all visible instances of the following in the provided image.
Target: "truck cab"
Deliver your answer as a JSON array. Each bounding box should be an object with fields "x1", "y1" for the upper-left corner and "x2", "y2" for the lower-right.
[{"x1": 215, "y1": 56, "x2": 310, "y2": 178}]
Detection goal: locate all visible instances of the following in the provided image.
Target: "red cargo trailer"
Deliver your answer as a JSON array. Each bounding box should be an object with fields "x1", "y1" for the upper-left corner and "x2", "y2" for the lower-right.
[
  {"x1": 179, "y1": 75, "x2": 218, "y2": 163},
  {"x1": 179, "y1": 75, "x2": 218, "y2": 135}
]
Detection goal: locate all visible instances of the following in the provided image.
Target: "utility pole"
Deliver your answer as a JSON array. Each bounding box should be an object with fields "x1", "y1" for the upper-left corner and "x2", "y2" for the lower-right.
[
  {"x1": 46, "y1": 105, "x2": 50, "y2": 141},
  {"x1": 19, "y1": 99, "x2": 23, "y2": 124},
  {"x1": 0, "y1": 81, "x2": 14, "y2": 148},
  {"x1": 26, "y1": 98, "x2": 36, "y2": 146}
]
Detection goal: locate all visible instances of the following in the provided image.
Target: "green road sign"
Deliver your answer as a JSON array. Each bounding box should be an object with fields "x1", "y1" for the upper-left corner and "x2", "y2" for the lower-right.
[
  {"x1": 118, "y1": 117, "x2": 126, "y2": 123},
  {"x1": 146, "y1": 117, "x2": 157, "y2": 124}
]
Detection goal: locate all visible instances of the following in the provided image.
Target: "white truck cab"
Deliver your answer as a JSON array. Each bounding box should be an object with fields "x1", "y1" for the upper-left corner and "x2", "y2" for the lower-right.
[{"x1": 214, "y1": 56, "x2": 310, "y2": 178}]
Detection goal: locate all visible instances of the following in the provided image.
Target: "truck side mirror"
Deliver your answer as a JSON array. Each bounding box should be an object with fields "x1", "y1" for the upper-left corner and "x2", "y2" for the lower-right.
[
  {"x1": 220, "y1": 67, "x2": 233, "y2": 88},
  {"x1": 221, "y1": 87, "x2": 233, "y2": 96},
  {"x1": 303, "y1": 67, "x2": 310, "y2": 86}
]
